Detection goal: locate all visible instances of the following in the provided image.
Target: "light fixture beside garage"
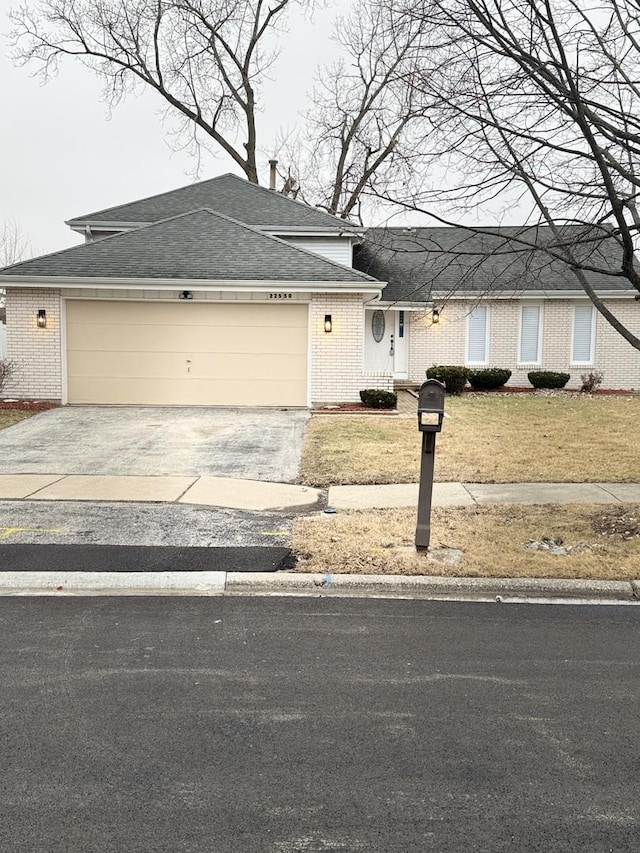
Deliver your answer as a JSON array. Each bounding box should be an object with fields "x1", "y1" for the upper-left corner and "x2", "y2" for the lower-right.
[
  {"x1": 431, "y1": 307, "x2": 440, "y2": 324},
  {"x1": 37, "y1": 309, "x2": 47, "y2": 328},
  {"x1": 324, "y1": 314, "x2": 332, "y2": 333},
  {"x1": 179, "y1": 290, "x2": 194, "y2": 300}
]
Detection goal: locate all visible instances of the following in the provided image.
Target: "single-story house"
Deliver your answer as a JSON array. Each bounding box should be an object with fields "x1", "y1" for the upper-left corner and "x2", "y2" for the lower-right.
[{"x1": 0, "y1": 173, "x2": 638, "y2": 405}]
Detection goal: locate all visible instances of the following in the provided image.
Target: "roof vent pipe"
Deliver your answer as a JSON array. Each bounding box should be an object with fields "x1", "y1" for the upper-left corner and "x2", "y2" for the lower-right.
[{"x1": 269, "y1": 159, "x2": 278, "y2": 191}]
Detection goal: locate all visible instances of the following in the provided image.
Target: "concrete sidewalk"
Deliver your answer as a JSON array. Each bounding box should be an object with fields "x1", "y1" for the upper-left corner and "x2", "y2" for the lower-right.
[
  {"x1": 328, "y1": 481, "x2": 640, "y2": 510},
  {"x1": 2, "y1": 474, "x2": 640, "y2": 512},
  {"x1": 0, "y1": 474, "x2": 322, "y2": 512}
]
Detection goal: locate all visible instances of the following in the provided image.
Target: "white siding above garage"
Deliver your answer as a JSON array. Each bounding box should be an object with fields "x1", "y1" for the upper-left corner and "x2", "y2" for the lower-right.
[{"x1": 280, "y1": 237, "x2": 353, "y2": 268}]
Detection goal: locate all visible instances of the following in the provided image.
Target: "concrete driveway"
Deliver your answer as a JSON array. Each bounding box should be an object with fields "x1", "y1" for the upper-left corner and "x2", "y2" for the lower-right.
[{"x1": 0, "y1": 407, "x2": 309, "y2": 482}]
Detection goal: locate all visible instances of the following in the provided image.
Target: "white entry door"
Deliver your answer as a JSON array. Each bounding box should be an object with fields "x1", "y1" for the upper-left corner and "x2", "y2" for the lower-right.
[{"x1": 364, "y1": 309, "x2": 409, "y2": 379}]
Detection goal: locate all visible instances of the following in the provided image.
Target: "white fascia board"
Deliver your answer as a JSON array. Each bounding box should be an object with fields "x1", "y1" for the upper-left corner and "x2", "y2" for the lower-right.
[
  {"x1": 66, "y1": 221, "x2": 152, "y2": 231},
  {"x1": 426, "y1": 290, "x2": 636, "y2": 301},
  {"x1": 0, "y1": 276, "x2": 384, "y2": 295},
  {"x1": 67, "y1": 222, "x2": 363, "y2": 238},
  {"x1": 375, "y1": 301, "x2": 434, "y2": 309},
  {"x1": 265, "y1": 227, "x2": 363, "y2": 238}
]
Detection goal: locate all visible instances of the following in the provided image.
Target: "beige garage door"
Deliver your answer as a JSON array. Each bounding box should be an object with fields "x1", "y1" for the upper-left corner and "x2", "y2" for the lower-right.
[{"x1": 66, "y1": 300, "x2": 308, "y2": 406}]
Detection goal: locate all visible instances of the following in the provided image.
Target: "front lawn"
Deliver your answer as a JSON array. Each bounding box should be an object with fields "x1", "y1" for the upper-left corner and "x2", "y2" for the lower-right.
[
  {"x1": 300, "y1": 394, "x2": 640, "y2": 486},
  {"x1": 292, "y1": 504, "x2": 640, "y2": 579},
  {"x1": 0, "y1": 411, "x2": 34, "y2": 430}
]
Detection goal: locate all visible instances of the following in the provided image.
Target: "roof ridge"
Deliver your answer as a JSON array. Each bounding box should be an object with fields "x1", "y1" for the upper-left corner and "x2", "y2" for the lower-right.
[{"x1": 66, "y1": 172, "x2": 358, "y2": 230}]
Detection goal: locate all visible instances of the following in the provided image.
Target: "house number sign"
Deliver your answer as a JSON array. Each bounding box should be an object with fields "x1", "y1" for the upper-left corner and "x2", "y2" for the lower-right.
[{"x1": 269, "y1": 293, "x2": 293, "y2": 299}]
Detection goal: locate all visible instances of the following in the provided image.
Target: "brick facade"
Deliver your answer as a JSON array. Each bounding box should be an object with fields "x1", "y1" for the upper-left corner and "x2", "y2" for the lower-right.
[
  {"x1": 310, "y1": 293, "x2": 392, "y2": 404},
  {"x1": 5, "y1": 288, "x2": 639, "y2": 402},
  {"x1": 4, "y1": 288, "x2": 62, "y2": 400},
  {"x1": 407, "y1": 298, "x2": 640, "y2": 390}
]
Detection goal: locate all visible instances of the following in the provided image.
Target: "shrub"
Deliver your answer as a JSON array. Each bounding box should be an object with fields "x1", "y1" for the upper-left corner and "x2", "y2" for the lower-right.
[
  {"x1": 359, "y1": 389, "x2": 397, "y2": 409},
  {"x1": 468, "y1": 367, "x2": 512, "y2": 391},
  {"x1": 527, "y1": 370, "x2": 570, "y2": 389},
  {"x1": 425, "y1": 365, "x2": 470, "y2": 395},
  {"x1": 580, "y1": 370, "x2": 604, "y2": 393},
  {"x1": 0, "y1": 359, "x2": 17, "y2": 396}
]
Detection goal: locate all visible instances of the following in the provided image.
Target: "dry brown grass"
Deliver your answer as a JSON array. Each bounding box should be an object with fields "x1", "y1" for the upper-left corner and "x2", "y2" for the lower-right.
[
  {"x1": 291, "y1": 504, "x2": 640, "y2": 580},
  {"x1": 0, "y1": 411, "x2": 33, "y2": 430},
  {"x1": 300, "y1": 394, "x2": 640, "y2": 486}
]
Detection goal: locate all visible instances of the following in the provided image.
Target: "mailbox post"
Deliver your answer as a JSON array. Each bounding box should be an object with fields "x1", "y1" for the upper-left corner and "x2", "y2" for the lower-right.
[{"x1": 415, "y1": 379, "x2": 446, "y2": 551}]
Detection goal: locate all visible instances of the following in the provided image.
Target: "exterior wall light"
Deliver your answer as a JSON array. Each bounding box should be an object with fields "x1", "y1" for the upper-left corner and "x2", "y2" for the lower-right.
[
  {"x1": 324, "y1": 314, "x2": 332, "y2": 333},
  {"x1": 37, "y1": 309, "x2": 47, "y2": 328},
  {"x1": 432, "y1": 307, "x2": 440, "y2": 324},
  {"x1": 179, "y1": 290, "x2": 194, "y2": 300}
]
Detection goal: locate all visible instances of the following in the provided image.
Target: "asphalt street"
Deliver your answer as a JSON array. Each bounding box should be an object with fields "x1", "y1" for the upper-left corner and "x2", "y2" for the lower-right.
[{"x1": 0, "y1": 597, "x2": 638, "y2": 852}]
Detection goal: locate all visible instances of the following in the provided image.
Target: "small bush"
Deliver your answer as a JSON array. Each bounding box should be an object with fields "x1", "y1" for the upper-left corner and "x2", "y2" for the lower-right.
[
  {"x1": 527, "y1": 370, "x2": 570, "y2": 390},
  {"x1": 359, "y1": 389, "x2": 397, "y2": 409},
  {"x1": 0, "y1": 359, "x2": 17, "y2": 396},
  {"x1": 426, "y1": 365, "x2": 471, "y2": 395},
  {"x1": 580, "y1": 370, "x2": 604, "y2": 393},
  {"x1": 468, "y1": 368, "x2": 512, "y2": 391}
]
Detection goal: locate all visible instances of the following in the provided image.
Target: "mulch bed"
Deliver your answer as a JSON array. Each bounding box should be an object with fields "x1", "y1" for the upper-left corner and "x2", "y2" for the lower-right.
[
  {"x1": 0, "y1": 400, "x2": 60, "y2": 412},
  {"x1": 312, "y1": 404, "x2": 398, "y2": 415}
]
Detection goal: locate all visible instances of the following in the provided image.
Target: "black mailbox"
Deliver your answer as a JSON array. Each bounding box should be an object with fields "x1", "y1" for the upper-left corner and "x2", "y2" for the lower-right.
[{"x1": 417, "y1": 379, "x2": 446, "y2": 433}]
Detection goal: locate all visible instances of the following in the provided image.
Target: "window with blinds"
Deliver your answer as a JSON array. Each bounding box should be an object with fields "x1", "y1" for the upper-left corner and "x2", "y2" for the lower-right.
[
  {"x1": 466, "y1": 306, "x2": 488, "y2": 364},
  {"x1": 519, "y1": 305, "x2": 542, "y2": 363},
  {"x1": 572, "y1": 305, "x2": 595, "y2": 363}
]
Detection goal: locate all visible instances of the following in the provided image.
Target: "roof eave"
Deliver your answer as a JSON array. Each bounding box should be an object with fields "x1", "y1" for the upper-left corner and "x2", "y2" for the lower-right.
[
  {"x1": 67, "y1": 221, "x2": 362, "y2": 237},
  {"x1": 384, "y1": 288, "x2": 635, "y2": 303},
  {"x1": 0, "y1": 274, "x2": 385, "y2": 294}
]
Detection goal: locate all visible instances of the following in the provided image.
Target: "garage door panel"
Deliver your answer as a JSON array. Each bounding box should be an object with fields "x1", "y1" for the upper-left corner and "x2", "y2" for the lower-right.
[
  {"x1": 68, "y1": 376, "x2": 306, "y2": 407},
  {"x1": 195, "y1": 352, "x2": 307, "y2": 380},
  {"x1": 68, "y1": 324, "x2": 309, "y2": 354},
  {"x1": 67, "y1": 350, "x2": 191, "y2": 379},
  {"x1": 66, "y1": 300, "x2": 308, "y2": 406},
  {"x1": 68, "y1": 351, "x2": 308, "y2": 382},
  {"x1": 69, "y1": 300, "x2": 308, "y2": 328}
]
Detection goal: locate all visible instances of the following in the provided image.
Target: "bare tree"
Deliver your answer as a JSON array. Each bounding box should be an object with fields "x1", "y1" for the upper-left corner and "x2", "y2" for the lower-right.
[
  {"x1": 10, "y1": 0, "x2": 309, "y2": 183},
  {"x1": 374, "y1": 0, "x2": 640, "y2": 350},
  {"x1": 284, "y1": 0, "x2": 439, "y2": 221},
  {"x1": 0, "y1": 219, "x2": 32, "y2": 321},
  {"x1": 0, "y1": 218, "x2": 31, "y2": 267}
]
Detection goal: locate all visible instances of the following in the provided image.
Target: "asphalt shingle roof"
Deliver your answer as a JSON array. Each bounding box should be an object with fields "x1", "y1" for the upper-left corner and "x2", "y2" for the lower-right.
[
  {"x1": 67, "y1": 173, "x2": 354, "y2": 232},
  {"x1": 354, "y1": 225, "x2": 629, "y2": 301},
  {"x1": 0, "y1": 209, "x2": 378, "y2": 284}
]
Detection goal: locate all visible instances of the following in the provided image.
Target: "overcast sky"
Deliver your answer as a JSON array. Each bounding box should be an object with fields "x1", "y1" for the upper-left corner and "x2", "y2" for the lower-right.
[{"x1": 0, "y1": 0, "x2": 358, "y2": 255}]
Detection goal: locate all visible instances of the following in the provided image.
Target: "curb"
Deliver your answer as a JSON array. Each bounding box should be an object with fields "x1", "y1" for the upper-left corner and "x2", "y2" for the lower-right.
[
  {"x1": 0, "y1": 571, "x2": 226, "y2": 595},
  {"x1": 224, "y1": 573, "x2": 639, "y2": 602},
  {"x1": 0, "y1": 571, "x2": 637, "y2": 602}
]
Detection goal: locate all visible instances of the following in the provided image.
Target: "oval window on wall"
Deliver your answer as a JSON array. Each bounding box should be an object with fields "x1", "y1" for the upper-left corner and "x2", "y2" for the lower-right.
[{"x1": 372, "y1": 310, "x2": 386, "y2": 343}]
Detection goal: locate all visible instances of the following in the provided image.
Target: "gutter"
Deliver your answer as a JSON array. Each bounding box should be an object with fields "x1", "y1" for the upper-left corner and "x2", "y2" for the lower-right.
[{"x1": 0, "y1": 276, "x2": 385, "y2": 296}]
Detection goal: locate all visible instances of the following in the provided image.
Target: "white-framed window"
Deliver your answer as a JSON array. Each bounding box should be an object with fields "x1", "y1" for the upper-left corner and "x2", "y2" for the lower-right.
[
  {"x1": 466, "y1": 305, "x2": 489, "y2": 365},
  {"x1": 518, "y1": 304, "x2": 543, "y2": 365},
  {"x1": 572, "y1": 304, "x2": 596, "y2": 364}
]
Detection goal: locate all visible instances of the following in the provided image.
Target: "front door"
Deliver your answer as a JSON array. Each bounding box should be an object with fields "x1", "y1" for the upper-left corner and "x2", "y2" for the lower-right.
[{"x1": 364, "y1": 309, "x2": 409, "y2": 379}]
